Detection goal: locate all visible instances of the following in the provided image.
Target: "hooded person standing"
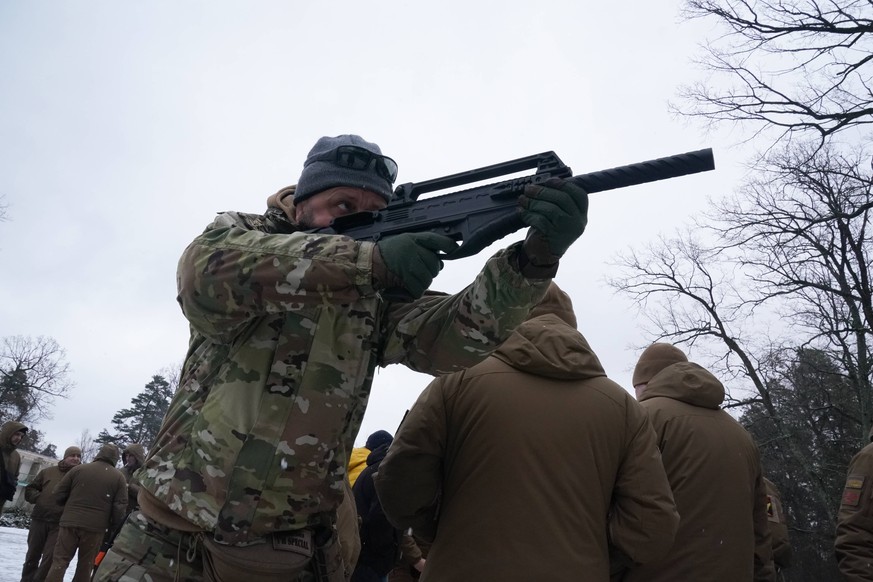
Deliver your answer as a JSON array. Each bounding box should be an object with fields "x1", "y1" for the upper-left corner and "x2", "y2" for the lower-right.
[
  {"x1": 375, "y1": 284, "x2": 679, "y2": 581},
  {"x1": 625, "y1": 343, "x2": 774, "y2": 582},
  {"x1": 45, "y1": 443, "x2": 127, "y2": 582},
  {"x1": 20, "y1": 446, "x2": 82, "y2": 582},
  {"x1": 0, "y1": 420, "x2": 27, "y2": 512}
]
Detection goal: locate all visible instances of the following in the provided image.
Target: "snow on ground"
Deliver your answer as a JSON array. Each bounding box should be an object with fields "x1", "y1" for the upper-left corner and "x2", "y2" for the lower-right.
[{"x1": 1, "y1": 527, "x2": 74, "y2": 582}]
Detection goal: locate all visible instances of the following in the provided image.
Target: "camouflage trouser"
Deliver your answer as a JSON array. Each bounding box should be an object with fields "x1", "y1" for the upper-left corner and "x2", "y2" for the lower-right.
[
  {"x1": 91, "y1": 512, "x2": 202, "y2": 582},
  {"x1": 93, "y1": 511, "x2": 343, "y2": 582}
]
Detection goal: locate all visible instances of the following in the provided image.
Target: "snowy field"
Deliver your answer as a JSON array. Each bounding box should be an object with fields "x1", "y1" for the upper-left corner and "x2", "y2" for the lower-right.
[{"x1": 1, "y1": 527, "x2": 74, "y2": 582}]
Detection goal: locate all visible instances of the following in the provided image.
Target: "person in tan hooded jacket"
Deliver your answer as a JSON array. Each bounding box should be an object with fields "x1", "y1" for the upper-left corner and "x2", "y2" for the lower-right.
[
  {"x1": 763, "y1": 477, "x2": 792, "y2": 578},
  {"x1": 375, "y1": 284, "x2": 679, "y2": 582},
  {"x1": 45, "y1": 443, "x2": 127, "y2": 582},
  {"x1": 625, "y1": 343, "x2": 774, "y2": 582},
  {"x1": 0, "y1": 420, "x2": 27, "y2": 512}
]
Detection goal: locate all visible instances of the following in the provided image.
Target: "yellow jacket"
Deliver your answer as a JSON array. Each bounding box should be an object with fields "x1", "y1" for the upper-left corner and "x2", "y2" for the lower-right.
[{"x1": 348, "y1": 447, "x2": 370, "y2": 487}]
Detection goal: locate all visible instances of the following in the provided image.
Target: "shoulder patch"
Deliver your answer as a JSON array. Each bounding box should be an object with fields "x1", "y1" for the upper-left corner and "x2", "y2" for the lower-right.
[
  {"x1": 841, "y1": 474, "x2": 866, "y2": 508},
  {"x1": 846, "y1": 475, "x2": 866, "y2": 490}
]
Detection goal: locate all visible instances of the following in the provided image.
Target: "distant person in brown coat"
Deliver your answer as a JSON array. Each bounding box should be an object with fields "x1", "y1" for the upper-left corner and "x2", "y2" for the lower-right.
[
  {"x1": 0, "y1": 420, "x2": 27, "y2": 512},
  {"x1": 20, "y1": 446, "x2": 82, "y2": 582},
  {"x1": 45, "y1": 443, "x2": 127, "y2": 582},
  {"x1": 763, "y1": 477, "x2": 792, "y2": 578},
  {"x1": 626, "y1": 343, "x2": 775, "y2": 582},
  {"x1": 835, "y1": 426, "x2": 873, "y2": 581},
  {"x1": 375, "y1": 284, "x2": 679, "y2": 581},
  {"x1": 120, "y1": 443, "x2": 144, "y2": 513}
]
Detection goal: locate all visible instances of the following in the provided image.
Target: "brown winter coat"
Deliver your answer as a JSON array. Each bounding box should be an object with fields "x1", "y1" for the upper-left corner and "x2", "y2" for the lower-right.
[
  {"x1": 25, "y1": 461, "x2": 76, "y2": 522},
  {"x1": 764, "y1": 477, "x2": 792, "y2": 572},
  {"x1": 0, "y1": 421, "x2": 25, "y2": 503},
  {"x1": 835, "y1": 426, "x2": 873, "y2": 580},
  {"x1": 627, "y1": 362, "x2": 775, "y2": 582},
  {"x1": 54, "y1": 444, "x2": 128, "y2": 533},
  {"x1": 121, "y1": 443, "x2": 145, "y2": 512},
  {"x1": 375, "y1": 313, "x2": 680, "y2": 582}
]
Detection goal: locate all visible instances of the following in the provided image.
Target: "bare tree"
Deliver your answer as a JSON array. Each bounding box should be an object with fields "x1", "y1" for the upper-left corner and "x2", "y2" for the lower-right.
[
  {"x1": 157, "y1": 362, "x2": 183, "y2": 393},
  {"x1": 76, "y1": 428, "x2": 99, "y2": 463},
  {"x1": 0, "y1": 335, "x2": 74, "y2": 424},
  {"x1": 678, "y1": 0, "x2": 873, "y2": 146},
  {"x1": 713, "y1": 143, "x2": 873, "y2": 435}
]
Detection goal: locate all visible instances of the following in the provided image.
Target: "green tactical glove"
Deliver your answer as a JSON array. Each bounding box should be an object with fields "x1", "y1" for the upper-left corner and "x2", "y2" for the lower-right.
[
  {"x1": 518, "y1": 177, "x2": 588, "y2": 272},
  {"x1": 375, "y1": 232, "x2": 459, "y2": 299}
]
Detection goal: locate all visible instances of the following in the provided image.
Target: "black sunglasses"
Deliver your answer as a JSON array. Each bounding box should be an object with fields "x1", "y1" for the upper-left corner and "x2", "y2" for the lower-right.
[{"x1": 309, "y1": 145, "x2": 399, "y2": 183}]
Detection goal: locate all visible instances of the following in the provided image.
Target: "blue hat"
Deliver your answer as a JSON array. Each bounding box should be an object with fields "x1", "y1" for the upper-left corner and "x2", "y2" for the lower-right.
[
  {"x1": 365, "y1": 430, "x2": 393, "y2": 450},
  {"x1": 294, "y1": 134, "x2": 395, "y2": 204}
]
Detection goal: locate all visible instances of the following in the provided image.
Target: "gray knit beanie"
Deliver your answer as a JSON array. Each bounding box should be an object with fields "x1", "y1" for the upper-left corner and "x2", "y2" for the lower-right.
[{"x1": 294, "y1": 134, "x2": 396, "y2": 204}]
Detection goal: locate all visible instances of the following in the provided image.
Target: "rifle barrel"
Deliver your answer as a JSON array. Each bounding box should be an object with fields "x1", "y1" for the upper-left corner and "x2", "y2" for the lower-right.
[{"x1": 572, "y1": 148, "x2": 715, "y2": 193}]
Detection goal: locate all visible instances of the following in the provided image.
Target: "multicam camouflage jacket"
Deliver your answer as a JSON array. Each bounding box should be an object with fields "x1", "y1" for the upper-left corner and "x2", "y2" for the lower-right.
[{"x1": 139, "y1": 207, "x2": 548, "y2": 543}]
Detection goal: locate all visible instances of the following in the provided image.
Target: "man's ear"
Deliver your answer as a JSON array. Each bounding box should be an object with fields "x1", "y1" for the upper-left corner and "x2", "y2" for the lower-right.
[{"x1": 291, "y1": 199, "x2": 303, "y2": 222}]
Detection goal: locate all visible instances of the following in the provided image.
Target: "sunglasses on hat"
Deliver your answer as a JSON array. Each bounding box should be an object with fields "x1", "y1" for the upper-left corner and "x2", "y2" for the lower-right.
[{"x1": 309, "y1": 145, "x2": 399, "y2": 183}]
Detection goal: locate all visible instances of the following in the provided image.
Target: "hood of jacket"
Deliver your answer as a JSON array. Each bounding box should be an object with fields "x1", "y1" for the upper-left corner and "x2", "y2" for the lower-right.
[
  {"x1": 366, "y1": 443, "x2": 391, "y2": 466},
  {"x1": 123, "y1": 443, "x2": 146, "y2": 466},
  {"x1": 491, "y1": 314, "x2": 606, "y2": 381},
  {"x1": 639, "y1": 362, "x2": 725, "y2": 409},
  {"x1": 95, "y1": 443, "x2": 120, "y2": 466},
  {"x1": 0, "y1": 421, "x2": 26, "y2": 450},
  {"x1": 58, "y1": 458, "x2": 77, "y2": 473}
]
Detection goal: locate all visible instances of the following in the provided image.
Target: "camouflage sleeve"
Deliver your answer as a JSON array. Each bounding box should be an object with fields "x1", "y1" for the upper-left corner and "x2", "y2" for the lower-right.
[
  {"x1": 835, "y1": 446, "x2": 873, "y2": 579},
  {"x1": 380, "y1": 242, "x2": 549, "y2": 375},
  {"x1": 608, "y1": 403, "x2": 679, "y2": 565},
  {"x1": 177, "y1": 214, "x2": 379, "y2": 341},
  {"x1": 374, "y1": 375, "x2": 454, "y2": 541}
]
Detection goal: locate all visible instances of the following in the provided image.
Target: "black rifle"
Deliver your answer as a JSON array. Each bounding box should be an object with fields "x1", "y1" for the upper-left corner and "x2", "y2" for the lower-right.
[{"x1": 316, "y1": 148, "x2": 715, "y2": 260}]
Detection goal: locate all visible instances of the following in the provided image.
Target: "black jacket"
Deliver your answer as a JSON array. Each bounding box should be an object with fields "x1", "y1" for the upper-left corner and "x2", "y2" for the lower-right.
[{"x1": 352, "y1": 444, "x2": 400, "y2": 579}]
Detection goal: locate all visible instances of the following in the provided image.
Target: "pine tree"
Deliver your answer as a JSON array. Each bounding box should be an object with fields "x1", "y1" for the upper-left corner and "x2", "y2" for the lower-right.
[
  {"x1": 740, "y1": 347, "x2": 860, "y2": 579},
  {"x1": 101, "y1": 375, "x2": 173, "y2": 450}
]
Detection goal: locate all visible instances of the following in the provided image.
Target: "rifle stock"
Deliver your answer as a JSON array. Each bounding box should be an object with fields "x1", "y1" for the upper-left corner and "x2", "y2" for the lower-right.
[{"x1": 316, "y1": 148, "x2": 715, "y2": 260}]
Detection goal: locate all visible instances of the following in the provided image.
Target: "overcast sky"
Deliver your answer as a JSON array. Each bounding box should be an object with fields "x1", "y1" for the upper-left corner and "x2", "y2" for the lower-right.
[{"x1": 0, "y1": 1, "x2": 744, "y2": 451}]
